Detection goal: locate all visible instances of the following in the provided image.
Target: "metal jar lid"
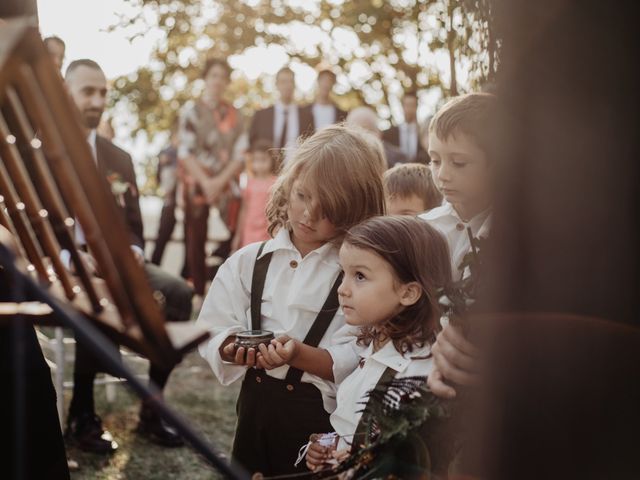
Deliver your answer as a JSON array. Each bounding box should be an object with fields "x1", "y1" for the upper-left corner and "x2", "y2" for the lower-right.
[{"x1": 234, "y1": 329, "x2": 275, "y2": 349}]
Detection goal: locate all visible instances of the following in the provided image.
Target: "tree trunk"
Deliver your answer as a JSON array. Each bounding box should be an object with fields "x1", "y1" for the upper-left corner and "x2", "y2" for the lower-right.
[{"x1": 447, "y1": 0, "x2": 458, "y2": 95}]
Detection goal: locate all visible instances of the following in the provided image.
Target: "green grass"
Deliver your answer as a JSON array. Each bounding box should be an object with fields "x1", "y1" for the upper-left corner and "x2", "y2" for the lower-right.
[{"x1": 65, "y1": 352, "x2": 241, "y2": 480}]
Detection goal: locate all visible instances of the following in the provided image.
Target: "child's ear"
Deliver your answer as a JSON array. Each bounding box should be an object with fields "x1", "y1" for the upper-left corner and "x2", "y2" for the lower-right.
[{"x1": 399, "y1": 282, "x2": 422, "y2": 307}]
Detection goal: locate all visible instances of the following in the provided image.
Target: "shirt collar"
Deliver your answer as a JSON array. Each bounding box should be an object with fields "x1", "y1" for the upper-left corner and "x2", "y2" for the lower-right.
[
  {"x1": 360, "y1": 339, "x2": 431, "y2": 374},
  {"x1": 439, "y1": 202, "x2": 491, "y2": 225},
  {"x1": 260, "y1": 227, "x2": 339, "y2": 264},
  {"x1": 275, "y1": 101, "x2": 295, "y2": 113},
  {"x1": 87, "y1": 130, "x2": 98, "y2": 163},
  {"x1": 87, "y1": 129, "x2": 97, "y2": 149}
]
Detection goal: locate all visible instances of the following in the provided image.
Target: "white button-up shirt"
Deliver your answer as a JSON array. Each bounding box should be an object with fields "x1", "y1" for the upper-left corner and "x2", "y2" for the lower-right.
[
  {"x1": 399, "y1": 122, "x2": 418, "y2": 160},
  {"x1": 420, "y1": 202, "x2": 492, "y2": 280},
  {"x1": 73, "y1": 130, "x2": 97, "y2": 246},
  {"x1": 274, "y1": 102, "x2": 300, "y2": 144},
  {"x1": 330, "y1": 340, "x2": 433, "y2": 451},
  {"x1": 312, "y1": 103, "x2": 337, "y2": 130},
  {"x1": 196, "y1": 228, "x2": 360, "y2": 413}
]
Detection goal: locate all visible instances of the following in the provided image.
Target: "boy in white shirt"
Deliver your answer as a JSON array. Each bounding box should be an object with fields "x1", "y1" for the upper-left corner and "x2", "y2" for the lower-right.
[
  {"x1": 420, "y1": 93, "x2": 495, "y2": 280},
  {"x1": 419, "y1": 93, "x2": 496, "y2": 398}
]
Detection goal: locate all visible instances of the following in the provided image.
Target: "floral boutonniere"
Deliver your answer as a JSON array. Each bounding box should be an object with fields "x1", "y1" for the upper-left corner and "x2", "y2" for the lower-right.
[{"x1": 106, "y1": 171, "x2": 136, "y2": 207}]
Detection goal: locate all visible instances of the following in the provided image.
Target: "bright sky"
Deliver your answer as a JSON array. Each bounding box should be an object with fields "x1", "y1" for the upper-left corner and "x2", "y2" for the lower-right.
[
  {"x1": 37, "y1": 0, "x2": 161, "y2": 79},
  {"x1": 37, "y1": 0, "x2": 318, "y2": 90},
  {"x1": 37, "y1": 0, "x2": 447, "y2": 159}
]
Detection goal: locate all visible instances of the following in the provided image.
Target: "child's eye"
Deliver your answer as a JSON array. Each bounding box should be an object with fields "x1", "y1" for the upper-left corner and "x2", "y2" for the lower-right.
[
  {"x1": 453, "y1": 161, "x2": 468, "y2": 168},
  {"x1": 430, "y1": 159, "x2": 441, "y2": 166},
  {"x1": 355, "y1": 272, "x2": 366, "y2": 281}
]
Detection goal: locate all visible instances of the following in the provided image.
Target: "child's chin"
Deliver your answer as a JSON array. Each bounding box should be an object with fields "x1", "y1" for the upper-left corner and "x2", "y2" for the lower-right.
[
  {"x1": 345, "y1": 317, "x2": 360, "y2": 326},
  {"x1": 443, "y1": 193, "x2": 458, "y2": 203}
]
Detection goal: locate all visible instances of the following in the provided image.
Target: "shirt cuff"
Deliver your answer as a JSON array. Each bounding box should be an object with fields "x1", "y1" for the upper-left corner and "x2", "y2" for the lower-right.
[{"x1": 198, "y1": 325, "x2": 248, "y2": 386}]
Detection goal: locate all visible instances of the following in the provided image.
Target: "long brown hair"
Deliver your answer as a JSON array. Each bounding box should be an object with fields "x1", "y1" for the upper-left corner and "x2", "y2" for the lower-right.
[
  {"x1": 266, "y1": 125, "x2": 386, "y2": 239},
  {"x1": 345, "y1": 216, "x2": 452, "y2": 353}
]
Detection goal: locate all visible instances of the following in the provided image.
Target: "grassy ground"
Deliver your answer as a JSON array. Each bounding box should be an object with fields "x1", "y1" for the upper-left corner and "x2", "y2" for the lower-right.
[{"x1": 63, "y1": 352, "x2": 241, "y2": 480}]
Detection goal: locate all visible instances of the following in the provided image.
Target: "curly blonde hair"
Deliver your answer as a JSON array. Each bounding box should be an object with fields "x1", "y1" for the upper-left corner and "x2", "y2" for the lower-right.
[{"x1": 266, "y1": 125, "x2": 386, "y2": 239}]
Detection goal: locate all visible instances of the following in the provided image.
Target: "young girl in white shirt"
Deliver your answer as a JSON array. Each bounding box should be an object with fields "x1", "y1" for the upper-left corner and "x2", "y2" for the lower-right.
[
  {"x1": 195, "y1": 125, "x2": 386, "y2": 476},
  {"x1": 259, "y1": 215, "x2": 452, "y2": 471}
]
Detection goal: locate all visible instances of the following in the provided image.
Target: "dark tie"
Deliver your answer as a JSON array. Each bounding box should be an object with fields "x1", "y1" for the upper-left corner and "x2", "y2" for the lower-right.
[{"x1": 278, "y1": 108, "x2": 289, "y2": 149}]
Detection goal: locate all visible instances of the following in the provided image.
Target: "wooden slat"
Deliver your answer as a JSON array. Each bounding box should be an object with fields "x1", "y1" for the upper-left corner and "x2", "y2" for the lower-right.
[
  {"x1": 0, "y1": 146, "x2": 49, "y2": 281},
  {"x1": 0, "y1": 20, "x2": 209, "y2": 366},
  {"x1": 12, "y1": 66, "x2": 138, "y2": 329},
  {"x1": 0, "y1": 110, "x2": 75, "y2": 299},
  {"x1": 3, "y1": 87, "x2": 102, "y2": 312}
]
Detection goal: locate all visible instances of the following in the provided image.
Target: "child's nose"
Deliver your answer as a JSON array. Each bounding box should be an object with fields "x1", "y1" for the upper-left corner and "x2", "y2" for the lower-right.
[
  {"x1": 438, "y1": 163, "x2": 452, "y2": 182},
  {"x1": 337, "y1": 280, "x2": 349, "y2": 297}
]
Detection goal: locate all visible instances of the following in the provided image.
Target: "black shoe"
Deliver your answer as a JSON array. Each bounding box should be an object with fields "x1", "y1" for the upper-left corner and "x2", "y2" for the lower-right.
[
  {"x1": 137, "y1": 409, "x2": 184, "y2": 448},
  {"x1": 65, "y1": 413, "x2": 118, "y2": 454}
]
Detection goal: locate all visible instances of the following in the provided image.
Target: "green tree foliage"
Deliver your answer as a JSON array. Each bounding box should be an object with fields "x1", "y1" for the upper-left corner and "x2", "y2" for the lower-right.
[{"x1": 112, "y1": 0, "x2": 498, "y2": 138}]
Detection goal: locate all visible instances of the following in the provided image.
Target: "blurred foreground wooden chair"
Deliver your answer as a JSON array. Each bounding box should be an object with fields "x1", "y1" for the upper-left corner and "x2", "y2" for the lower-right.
[
  {"x1": 0, "y1": 19, "x2": 246, "y2": 479},
  {"x1": 0, "y1": 19, "x2": 209, "y2": 366}
]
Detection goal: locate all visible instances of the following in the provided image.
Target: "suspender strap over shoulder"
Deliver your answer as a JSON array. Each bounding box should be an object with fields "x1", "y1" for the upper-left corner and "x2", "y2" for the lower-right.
[
  {"x1": 350, "y1": 366, "x2": 398, "y2": 454},
  {"x1": 283, "y1": 271, "x2": 342, "y2": 384},
  {"x1": 250, "y1": 241, "x2": 271, "y2": 331},
  {"x1": 249, "y1": 241, "x2": 342, "y2": 385}
]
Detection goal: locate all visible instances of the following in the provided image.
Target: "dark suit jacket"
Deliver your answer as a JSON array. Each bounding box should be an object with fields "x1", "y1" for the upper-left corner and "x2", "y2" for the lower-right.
[
  {"x1": 95, "y1": 135, "x2": 144, "y2": 249},
  {"x1": 333, "y1": 105, "x2": 348, "y2": 124},
  {"x1": 383, "y1": 141, "x2": 409, "y2": 169},
  {"x1": 76, "y1": 136, "x2": 192, "y2": 374},
  {"x1": 300, "y1": 103, "x2": 347, "y2": 133},
  {"x1": 249, "y1": 105, "x2": 315, "y2": 148},
  {"x1": 383, "y1": 124, "x2": 429, "y2": 164}
]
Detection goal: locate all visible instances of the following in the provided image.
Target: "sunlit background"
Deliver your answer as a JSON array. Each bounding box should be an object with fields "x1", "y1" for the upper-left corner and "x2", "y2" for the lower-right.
[{"x1": 37, "y1": 0, "x2": 494, "y2": 186}]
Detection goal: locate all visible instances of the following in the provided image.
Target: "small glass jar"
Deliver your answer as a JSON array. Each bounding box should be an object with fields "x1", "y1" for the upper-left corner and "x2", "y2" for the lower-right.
[{"x1": 234, "y1": 330, "x2": 275, "y2": 350}]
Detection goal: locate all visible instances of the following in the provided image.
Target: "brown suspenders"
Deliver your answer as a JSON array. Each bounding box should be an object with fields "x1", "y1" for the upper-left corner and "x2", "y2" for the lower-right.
[{"x1": 250, "y1": 241, "x2": 342, "y2": 384}]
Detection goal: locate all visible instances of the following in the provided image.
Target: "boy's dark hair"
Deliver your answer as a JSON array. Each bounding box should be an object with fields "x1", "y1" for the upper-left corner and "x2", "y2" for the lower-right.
[
  {"x1": 276, "y1": 66, "x2": 295, "y2": 81},
  {"x1": 317, "y1": 68, "x2": 337, "y2": 82},
  {"x1": 384, "y1": 163, "x2": 442, "y2": 211},
  {"x1": 346, "y1": 216, "x2": 452, "y2": 353},
  {"x1": 202, "y1": 57, "x2": 231, "y2": 79},
  {"x1": 429, "y1": 92, "x2": 497, "y2": 157},
  {"x1": 65, "y1": 58, "x2": 102, "y2": 79}
]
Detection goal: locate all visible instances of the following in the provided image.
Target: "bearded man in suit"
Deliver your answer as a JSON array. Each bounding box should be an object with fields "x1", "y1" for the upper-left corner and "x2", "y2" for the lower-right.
[{"x1": 62, "y1": 59, "x2": 193, "y2": 452}]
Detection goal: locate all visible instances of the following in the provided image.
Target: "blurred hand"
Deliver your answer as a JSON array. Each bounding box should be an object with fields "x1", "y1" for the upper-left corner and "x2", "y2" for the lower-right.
[
  {"x1": 428, "y1": 323, "x2": 480, "y2": 398},
  {"x1": 219, "y1": 335, "x2": 259, "y2": 368},
  {"x1": 305, "y1": 433, "x2": 337, "y2": 471},
  {"x1": 203, "y1": 176, "x2": 226, "y2": 205}
]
